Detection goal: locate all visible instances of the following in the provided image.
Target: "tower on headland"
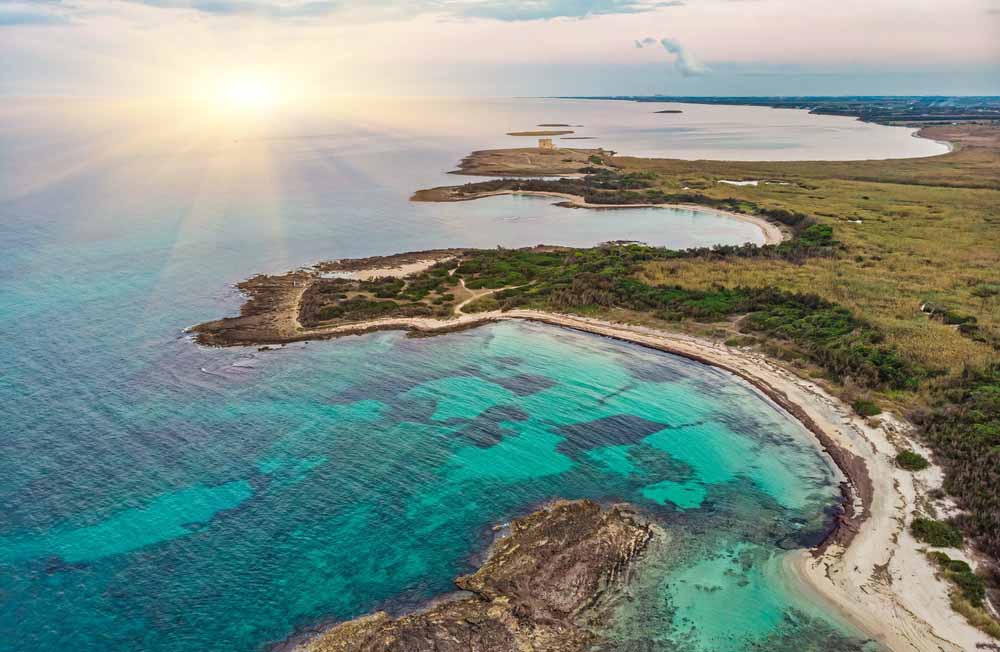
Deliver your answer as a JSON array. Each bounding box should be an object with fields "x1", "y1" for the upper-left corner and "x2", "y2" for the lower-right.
[{"x1": 538, "y1": 138, "x2": 555, "y2": 150}]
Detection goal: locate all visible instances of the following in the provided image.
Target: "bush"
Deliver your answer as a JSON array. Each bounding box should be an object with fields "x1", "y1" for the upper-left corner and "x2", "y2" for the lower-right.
[
  {"x1": 852, "y1": 398, "x2": 882, "y2": 417},
  {"x1": 896, "y1": 450, "x2": 930, "y2": 471},
  {"x1": 912, "y1": 517, "x2": 964, "y2": 548},
  {"x1": 928, "y1": 552, "x2": 988, "y2": 609},
  {"x1": 922, "y1": 364, "x2": 1000, "y2": 560}
]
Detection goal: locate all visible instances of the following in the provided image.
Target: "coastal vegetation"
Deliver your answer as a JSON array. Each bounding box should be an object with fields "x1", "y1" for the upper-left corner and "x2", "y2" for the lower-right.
[
  {"x1": 912, "y1": 517, "x2": 964, "y2": 548},
  {"x1": 927, "y1": 551, "x2": 1000, "y2": 639},
  {"x1": 917, "y1": 364, "x2": 1000, "y2": 560},
  {"x1": 299, "y1": 267, "x2": 459, "y2": 326},
  {"x1": 852, "y1": 398, "x2": 882, "y2": 417},
  {"x1": 452, "y1": 245, "x2": 922, "y2": 393},
  {"x1": 895, "y1": 450, "x2": 929, "y2": 471}
]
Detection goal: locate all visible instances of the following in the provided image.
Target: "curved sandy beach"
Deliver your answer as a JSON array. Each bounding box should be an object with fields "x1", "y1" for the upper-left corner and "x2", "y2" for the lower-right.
[{"x1": 259, "y1": 306, "x2": 992, "y2": 651}]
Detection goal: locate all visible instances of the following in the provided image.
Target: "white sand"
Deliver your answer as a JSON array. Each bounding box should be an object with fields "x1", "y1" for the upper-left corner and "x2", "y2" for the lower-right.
[{"x1": 319, "y1": 258, "x2": 448, "y2": 281}]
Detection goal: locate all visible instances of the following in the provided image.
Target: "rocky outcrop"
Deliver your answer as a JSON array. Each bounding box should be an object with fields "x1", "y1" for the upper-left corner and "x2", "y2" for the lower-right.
[
  {"x1": 189, "y1": 250, "x2": 462, "y2": 347},
  {"x1": 299, "y1": 500, "x2": 658, "y2": 652}
]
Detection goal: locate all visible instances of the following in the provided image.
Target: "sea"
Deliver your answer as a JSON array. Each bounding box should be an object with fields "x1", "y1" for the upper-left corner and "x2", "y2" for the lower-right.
[{"x1": 0, "y1": 97, "x2": 944, "y2": 652}]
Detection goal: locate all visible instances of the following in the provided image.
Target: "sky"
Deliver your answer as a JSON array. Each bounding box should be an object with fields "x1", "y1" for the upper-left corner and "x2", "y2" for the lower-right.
[{"x1": 1, "y1": 0, "x2": 998, "y2": 97}]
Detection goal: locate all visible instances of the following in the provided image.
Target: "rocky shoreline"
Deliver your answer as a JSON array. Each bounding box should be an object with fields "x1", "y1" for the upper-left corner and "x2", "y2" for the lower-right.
[{"x1": 297, "y1": 501, "x2": 659, "y2": 652}]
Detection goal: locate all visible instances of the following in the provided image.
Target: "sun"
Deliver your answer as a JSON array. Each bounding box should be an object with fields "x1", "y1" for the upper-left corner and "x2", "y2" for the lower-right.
[{"x1": 216, "y1": 74, "x2": 283, "y2": 113}]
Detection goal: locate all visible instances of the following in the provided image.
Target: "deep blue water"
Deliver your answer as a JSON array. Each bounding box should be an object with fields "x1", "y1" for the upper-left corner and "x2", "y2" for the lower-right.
[{"x1": 0, "y1": 97, "x2": 906, "y2": 651}]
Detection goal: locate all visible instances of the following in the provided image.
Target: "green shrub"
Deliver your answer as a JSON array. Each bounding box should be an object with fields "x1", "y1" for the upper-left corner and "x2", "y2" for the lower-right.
[
  {"x1": 922, "y1": 364, "x2": 1000, "y2": 560},
  {"x1": 796, "y1": 223, "x2": 835, "y2": 247},
  {"x1": 912, "y1": 517, "x2": 964, "y2": 548},
  {"x1": 852, "y1": 398, "x2": 882, "y2": 417},
  {"x1": 895, "y1": 450, "x2": 930, "y2": 471},
  {"x1": 928, "y1": 552, "x2": 989, "y2": 610},
  {"x1": 945, "y1": 559, "x2": 972, "y2": 573}
]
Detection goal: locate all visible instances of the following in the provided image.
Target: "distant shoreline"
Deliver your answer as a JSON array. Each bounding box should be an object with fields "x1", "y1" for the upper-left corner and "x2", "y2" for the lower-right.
[{"x1": 554, "y1": 95, "x2": 1000, "y2": 128}]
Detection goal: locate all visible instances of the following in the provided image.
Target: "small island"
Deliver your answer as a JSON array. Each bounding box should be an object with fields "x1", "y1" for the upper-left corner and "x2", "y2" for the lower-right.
[
  {"x1": 506, "y1": 130, "x2": 574, "y2": 136},
  {"x1": 298, "y1": 500, "x2": 658, "y2": 652}
]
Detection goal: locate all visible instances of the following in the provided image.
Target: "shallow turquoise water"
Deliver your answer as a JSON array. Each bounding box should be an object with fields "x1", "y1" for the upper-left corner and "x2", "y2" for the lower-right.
[
  {"x1": 0, "y1": 322, "x2": 871, "y2": 651},
  {"x1": 0, "y1": 98, "x2": 899, "y2": 651}
]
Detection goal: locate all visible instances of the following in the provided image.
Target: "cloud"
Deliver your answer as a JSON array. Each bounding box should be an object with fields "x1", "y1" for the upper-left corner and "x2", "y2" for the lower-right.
[
  {"x1": 660, "y1": 37, "x2": 709, "y2": 76},
  {"x1": 0, "y1": 4, "x2": 70, "y2": 26},
  {"x1": 636, "y1": 35, "x2": 710, "y2": 76},
  {"x1": 110, "y1": 0, "x2": 343, "y2": 18},
  {"x1": 458, "y1": 0, "x2": 685, "y2": 21},
  {"x1": 2, "y1": 0, "x2": 685, "y2": 22}
]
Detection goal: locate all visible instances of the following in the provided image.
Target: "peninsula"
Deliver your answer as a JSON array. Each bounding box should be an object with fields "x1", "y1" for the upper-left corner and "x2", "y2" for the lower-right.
[{"x1": 506, "y1": 129, "x2": 574, "y2": 136}]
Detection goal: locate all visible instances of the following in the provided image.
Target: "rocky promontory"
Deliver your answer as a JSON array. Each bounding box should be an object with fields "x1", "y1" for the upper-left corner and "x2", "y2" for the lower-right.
[{"x1": 298, "y1": 500, "x2": 659, "y2": 652}]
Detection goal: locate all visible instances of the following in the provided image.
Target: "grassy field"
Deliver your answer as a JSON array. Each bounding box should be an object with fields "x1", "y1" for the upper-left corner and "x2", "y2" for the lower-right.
[{"x1": 625, "y1": 132, "x2": 1000, "y2": 381}]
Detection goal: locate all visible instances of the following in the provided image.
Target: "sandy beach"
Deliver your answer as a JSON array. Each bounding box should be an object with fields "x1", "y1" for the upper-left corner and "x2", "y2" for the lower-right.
[{"x1": 250, "y1": 305, "x2": 991, "y2": 651}]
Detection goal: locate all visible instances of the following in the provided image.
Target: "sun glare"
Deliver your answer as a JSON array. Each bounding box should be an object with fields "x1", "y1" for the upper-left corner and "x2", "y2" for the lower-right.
[{"x1": 216, "y1": 74, "x2": 282, "y2": 113}]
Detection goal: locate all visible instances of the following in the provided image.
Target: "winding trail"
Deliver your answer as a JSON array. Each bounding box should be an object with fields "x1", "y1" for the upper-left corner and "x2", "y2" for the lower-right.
[{"x1": 453, "y1": 278, "x2": 527, "y2": 316}]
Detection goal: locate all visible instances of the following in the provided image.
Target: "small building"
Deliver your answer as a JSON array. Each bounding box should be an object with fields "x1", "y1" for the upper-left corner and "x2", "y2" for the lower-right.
[{"x1": 538, "y1": 138, "x2": 555, "y2": 150}]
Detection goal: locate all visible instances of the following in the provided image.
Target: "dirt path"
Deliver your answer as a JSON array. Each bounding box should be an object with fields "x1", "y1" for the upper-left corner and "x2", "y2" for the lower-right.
[{"x1": 453, "y1": 278, "x2": 525, "y2": 315}]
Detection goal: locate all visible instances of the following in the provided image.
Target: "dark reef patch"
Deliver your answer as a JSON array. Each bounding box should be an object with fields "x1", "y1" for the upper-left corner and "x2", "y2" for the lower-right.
[
  {"x1": 557, "y1": 415, "x2": 669, "y2": 459},
  {"x1": 490, "y1": 356, "x2": 525, "y2": 369},
  {"x1": 627, "y1": 444, "x2": 695, "y2": 482},
  {"x1": 450, "y1": 405, "x2": 531, "y2": 447},
  {"x1": 488, "y1": 373, "x2": 558, "y2": 396}
]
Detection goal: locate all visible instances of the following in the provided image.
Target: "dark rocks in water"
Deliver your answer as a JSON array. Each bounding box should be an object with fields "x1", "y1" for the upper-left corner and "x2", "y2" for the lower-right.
[
  {"x1": 300, "y1": 500, "x2": 658, "y2": 652},
  {"x1": 488, "y1": 373, "x2": 557, "y2": 396},
  {"x1": 452, "y1": 404, "x2": 530, "y2": 447},
  {"x1": 557, "y1": 414, "x2": 668, "y2": 458}
]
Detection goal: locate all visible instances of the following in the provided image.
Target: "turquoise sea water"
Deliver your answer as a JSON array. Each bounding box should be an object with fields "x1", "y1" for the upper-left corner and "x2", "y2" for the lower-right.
[
  {"x1": 0, "y1": 98, "x2": 908, "y2": 651},
  {"x1": 1, "y1": 322, "x2": 869, "y2": 651}
]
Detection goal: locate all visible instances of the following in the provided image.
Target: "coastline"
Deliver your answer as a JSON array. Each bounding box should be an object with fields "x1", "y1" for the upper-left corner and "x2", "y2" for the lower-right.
[
  {"x1": 213, "y1": 307, "x2": 991, "y2": 651},
  {"x1": 414, "y1": 188, "x2": 787, "y2": 245},
  {"x1": 914, "y1": 125, "x2": 956, "y2": 155},
  {"x1": 189, "y1": 121, "x2": 1000, "y2": 650}
]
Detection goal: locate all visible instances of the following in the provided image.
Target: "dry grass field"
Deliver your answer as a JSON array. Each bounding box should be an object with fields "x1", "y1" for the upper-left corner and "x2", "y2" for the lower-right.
[{"x1": 625, "y1": 126, "x2": 1000, "y2": 386}]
